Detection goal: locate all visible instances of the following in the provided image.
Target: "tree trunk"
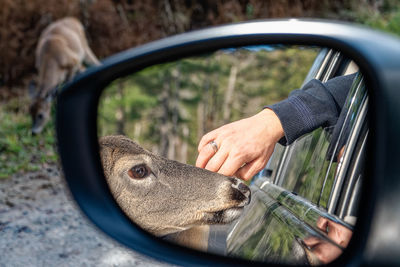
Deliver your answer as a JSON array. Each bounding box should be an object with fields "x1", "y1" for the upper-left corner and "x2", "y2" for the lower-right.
[
  {"x1": 180, "y1": 124, "x2": 189, "y2": 163},
  {"x1": 168, "y1": 66, "x2": 181, "y2": 160},
  {"x1": 115, "y1": 80, "x2": 125, "y2": 135},
  {"x1": 223, "y1": 64, "x2": 238, "y2": 123},
  {"x1": 206, "y1": 69, "x2": 219, "y2": 132},
  {"x1": 198, "y1": 59, "x2": 211, "y2": 137},
  {"x1": 197, "y1": 101, "x2": 205, "y2": 141},
  {"x1": 160, "y1": 79, "x2": 171, "y2": 158},
  {"x1": 133, "y1": 123, "x2": 142, "y2": 141}
]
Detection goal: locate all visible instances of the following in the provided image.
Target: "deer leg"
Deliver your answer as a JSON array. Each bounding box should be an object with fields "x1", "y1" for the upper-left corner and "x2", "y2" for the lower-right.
[
  {"x1": 65, "y1": 62, "x2": 85, "y2": 82},
  {"x1": 83, "y1": 44, "x2": 100, "y2": 66}
]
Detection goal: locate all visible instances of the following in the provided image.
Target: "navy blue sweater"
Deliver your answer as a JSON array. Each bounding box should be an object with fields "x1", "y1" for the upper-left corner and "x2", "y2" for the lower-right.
[{"x1": 268, "y1": 74, "x2": 356, "y2": 145}]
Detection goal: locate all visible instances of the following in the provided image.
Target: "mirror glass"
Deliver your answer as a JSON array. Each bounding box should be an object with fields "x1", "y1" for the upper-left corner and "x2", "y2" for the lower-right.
[{"x1": 97, "y1": 45, "x2": 366, "y2": 265}]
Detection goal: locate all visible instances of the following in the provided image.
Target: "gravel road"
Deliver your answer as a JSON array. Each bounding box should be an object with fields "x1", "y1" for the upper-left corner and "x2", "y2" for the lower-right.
[{"x1": 0, "y1": 164, "x2": 173, "y2": 267}]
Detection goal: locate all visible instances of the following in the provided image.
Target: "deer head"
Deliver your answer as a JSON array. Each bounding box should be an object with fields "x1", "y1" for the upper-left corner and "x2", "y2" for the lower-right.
[
  {"x1": 29, "y1": 80, "x2": 56, "y2": 135},
  {"x1": 30, "y1": 17, "x2": 100, "y2": 135},
  {"x1": 99, "y1": 135, "x2": 251, "y2": 237}
]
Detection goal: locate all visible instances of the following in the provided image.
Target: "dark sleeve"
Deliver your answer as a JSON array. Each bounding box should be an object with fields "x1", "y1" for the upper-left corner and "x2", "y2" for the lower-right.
[{"x1": 267, "y1": 73, "x2": 356, "y2": 145}]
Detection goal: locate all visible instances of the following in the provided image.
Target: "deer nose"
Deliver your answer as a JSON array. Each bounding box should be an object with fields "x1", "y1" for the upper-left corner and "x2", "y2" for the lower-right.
[
  {"x1": 238, "y1": 182, "x2": 250, "y2": 199},
  {"x1": 229, "y1": 178, "x2": 251, "y2": 204}
]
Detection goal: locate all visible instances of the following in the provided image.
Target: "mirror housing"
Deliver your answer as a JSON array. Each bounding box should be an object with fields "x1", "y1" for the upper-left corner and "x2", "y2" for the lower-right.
[{"x1": 56, "y1": 19, "x2": 400, "y2": 266}]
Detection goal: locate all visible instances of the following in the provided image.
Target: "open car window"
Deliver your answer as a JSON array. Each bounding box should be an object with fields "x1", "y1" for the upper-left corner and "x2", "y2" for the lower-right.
[
  {"x1": 227, "y1": 50, "x2": 367, "y2": 264},
  {"x1": 272, "y1": 72, "x2": 366, "y2": 210}
]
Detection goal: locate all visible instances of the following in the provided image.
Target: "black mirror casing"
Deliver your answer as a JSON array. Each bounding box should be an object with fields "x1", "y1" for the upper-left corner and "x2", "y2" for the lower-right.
[{"x1": 56, "y1": 19, "x2": 400, "y2": 266}]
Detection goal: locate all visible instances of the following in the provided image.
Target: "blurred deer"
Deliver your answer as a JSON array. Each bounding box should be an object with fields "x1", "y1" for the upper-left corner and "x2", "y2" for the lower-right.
[
  {"x1": 29, "y1": 17, "x2": 100, "y2": 134},
  {"x1": 99, "y1": 135, "x2": 251, "y2": 251}
]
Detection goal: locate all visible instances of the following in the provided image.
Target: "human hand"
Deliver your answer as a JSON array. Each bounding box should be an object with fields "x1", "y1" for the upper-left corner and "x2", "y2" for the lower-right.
[
  {"x1": 302, "y1": 217, "x2": 353, "y2": 264},
  {"x1": 196, "y1": 108, "x2": 284, "y2": 181}
]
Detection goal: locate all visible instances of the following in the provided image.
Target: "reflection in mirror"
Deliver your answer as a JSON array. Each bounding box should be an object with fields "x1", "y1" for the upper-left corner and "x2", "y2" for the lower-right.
[{"x1": 97, "y1": 45, "x2": 365, "y2": 265}]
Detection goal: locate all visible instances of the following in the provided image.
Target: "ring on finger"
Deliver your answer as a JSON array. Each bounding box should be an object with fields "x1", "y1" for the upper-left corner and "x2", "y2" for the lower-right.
[{"x1": 209, "y1": 140, "x2": 218, "y2": 153}]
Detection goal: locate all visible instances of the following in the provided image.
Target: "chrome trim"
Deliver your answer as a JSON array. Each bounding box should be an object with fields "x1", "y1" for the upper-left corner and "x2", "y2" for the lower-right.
[
  {"x1": 338, "y1": 129, "x2": 368, "y2": 218},
  {"x1": 322, "y1": 51, "x2": 342, "y2": 82},
  {"x1": 327, "y1": 94, "x2": 368, "y2": 213},
  {"x1": 305, "y1": 48, "x2": 331, "y2": 84},
  {"x1": 347, "y1": 174, "x2": 362, "y2": 219}
]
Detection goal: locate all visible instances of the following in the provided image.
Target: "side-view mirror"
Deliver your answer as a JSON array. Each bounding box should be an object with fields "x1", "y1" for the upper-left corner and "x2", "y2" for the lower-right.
[{"x1": 56, "y1": 19, "x2": 400, "y2": 266}]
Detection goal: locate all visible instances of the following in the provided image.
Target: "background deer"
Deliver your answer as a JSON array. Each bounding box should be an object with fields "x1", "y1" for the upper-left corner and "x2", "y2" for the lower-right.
[
  {"x1": 30, "y1": 17, "x2": 100, "y2": 134},
  {"x1": 99, "y1": 135, "x2": 251, "y2": 251}
]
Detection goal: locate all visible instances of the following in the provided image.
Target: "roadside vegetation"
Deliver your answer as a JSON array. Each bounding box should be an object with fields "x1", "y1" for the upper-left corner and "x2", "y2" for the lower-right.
[
  {"x1": 1, "y1": 0, "x2": 399, "y2": 179},
  {"x1": 0, "y1": 96, "x2": 57, "y2": 178},
  {"x1": 355, "y1": 1, "x2": 400, "y2": 36},
  {"x1": 98, "y1": 46, "x2": 318, "y2": 164}
]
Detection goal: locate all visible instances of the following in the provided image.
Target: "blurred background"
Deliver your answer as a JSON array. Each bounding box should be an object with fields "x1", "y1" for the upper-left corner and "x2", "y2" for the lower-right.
[
  {"x1": 0, "y1": 0, "x2": 399, "y2": 266},
  {"x1": 1, "y1": 0, "x2": 400, "y2": 177},
  {"x1": 98, "y1": 46, "x2": 319, "y2": 164}
]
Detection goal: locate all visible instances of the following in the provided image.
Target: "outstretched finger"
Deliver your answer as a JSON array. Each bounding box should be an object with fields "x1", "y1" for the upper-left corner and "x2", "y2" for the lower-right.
[
  {"x1": 197, "y1": 129, "x2": 218, "y2": 152},
  {"x1": 205, "y1": 147, "x2": 229, "y2": 172},
  {"x1": 196, "y1": 143, "x2": 217, "y2": 168},
  {"x1": 218, "y1": 154, "x2": 246, "y2": 177},
  {"x1": 235, "y1": 158, "x2": 267, "y2": 181}
]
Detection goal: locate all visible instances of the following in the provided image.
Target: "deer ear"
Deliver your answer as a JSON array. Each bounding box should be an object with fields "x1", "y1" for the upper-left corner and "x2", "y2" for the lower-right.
[{"x1": 28, "y1": 80, "x2": 38, "y2": 99}]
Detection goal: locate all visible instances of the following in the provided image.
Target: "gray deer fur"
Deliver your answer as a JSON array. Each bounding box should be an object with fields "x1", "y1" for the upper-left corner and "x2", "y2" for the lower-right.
[{"x1": 99, "y1": 135, "x2": 250, "y2": 250}]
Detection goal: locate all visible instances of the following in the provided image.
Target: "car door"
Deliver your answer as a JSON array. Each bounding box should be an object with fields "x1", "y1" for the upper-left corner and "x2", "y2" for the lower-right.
[{"x1": 226, "y1": 49, "x2": 367, "y2": 265}]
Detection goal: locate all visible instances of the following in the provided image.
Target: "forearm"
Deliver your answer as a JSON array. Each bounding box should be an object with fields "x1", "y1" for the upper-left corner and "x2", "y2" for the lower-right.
[{"x1": 267, "y1": 74, "x2": 356, "y2": 145}]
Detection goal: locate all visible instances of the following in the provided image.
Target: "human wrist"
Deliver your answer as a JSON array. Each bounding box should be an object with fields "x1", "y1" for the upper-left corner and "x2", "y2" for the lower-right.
[{"x1": 257, "y1": 108, "x2": 285, "y2": 143}]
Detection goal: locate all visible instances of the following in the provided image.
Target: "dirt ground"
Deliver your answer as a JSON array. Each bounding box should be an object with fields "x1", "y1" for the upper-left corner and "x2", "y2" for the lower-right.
[{"x1": 0, "y1": 164, "x2": 173, "y2": 267}]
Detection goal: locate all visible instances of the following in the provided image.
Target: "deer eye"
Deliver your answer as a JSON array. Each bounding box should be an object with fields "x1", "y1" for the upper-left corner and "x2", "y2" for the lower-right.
[
  {"x1": 128, "y1": 164, "x2": 150, "y2": 179},
  {"x1": 37, "y1": 113, "x2": 44, "y2": 120}
]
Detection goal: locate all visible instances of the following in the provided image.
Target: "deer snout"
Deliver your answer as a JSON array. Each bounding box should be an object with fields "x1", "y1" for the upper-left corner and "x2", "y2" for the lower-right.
[{"x1": 229, "y1": 177, "x2": 251, "y2": 206}]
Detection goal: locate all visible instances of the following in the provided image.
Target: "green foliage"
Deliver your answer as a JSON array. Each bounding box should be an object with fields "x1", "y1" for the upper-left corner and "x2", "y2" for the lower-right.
[
  {"x1": 98, "y1": 46, "x2": 319, "y2": 164},
  {"x1": 0, "y1": 98, "x2": 57, "y2": 179},
  {"x1": 354, "y1": 1, "x2": 400, "y2": 37}
]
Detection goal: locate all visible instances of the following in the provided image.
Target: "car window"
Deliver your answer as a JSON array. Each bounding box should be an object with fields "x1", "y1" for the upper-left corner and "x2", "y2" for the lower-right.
[
  {"x1": 255, "y1": 48, "x2": 342, "y2": 188},
  {"x1": 323, "y1": 74, "x2": 368, "y2": 215},
  {"x1": 265, "y1": 55, "x2": 361, "y2": 202},
  {"x1": 275, "y1": 126, "x2": 333, "y2": 203},
  {"x1": 227, "y1": 50, "x2": 367, "y2": 265},
  {"x1": 268, "y1": 73, "x2": 366, "y2": 209},
  {"x1": 336, "y1": 121, "x2": 367, "y2": 224}
]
